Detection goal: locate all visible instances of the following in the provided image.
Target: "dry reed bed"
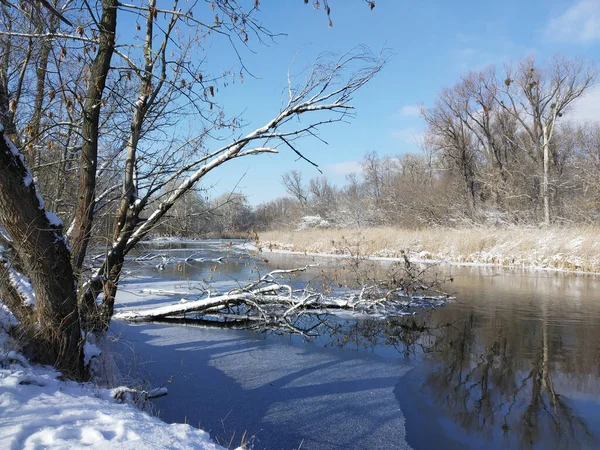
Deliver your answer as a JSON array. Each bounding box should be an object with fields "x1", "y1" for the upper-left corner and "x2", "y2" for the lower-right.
[{"x1": 258, "y1": 227, "x2": 600, "y2": 273}]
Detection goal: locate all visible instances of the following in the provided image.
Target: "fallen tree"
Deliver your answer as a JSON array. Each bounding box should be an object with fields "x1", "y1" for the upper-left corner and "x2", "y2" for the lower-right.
[{"x1": 114, "y1": 264, "x2": 452, "y2": 337}]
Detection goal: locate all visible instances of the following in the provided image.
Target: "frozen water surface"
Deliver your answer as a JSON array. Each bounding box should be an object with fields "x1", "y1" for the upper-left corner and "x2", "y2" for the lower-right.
[
  {"x1": 111, "y1": 240, "x2": 600, "y2": 450},
  {"x1": 113, "y1": 322, "x2": 412, "y2": 449}
]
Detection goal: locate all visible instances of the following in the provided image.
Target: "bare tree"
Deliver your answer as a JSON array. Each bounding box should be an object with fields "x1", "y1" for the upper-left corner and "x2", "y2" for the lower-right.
[
  {"x1": 497, "y1": 56, "x2": 596, "y2": 225},
  {"x1": 423, "y1": 89, "x2": 479, "y2": 215},
  {"x1": 0, "y1": 0, "x2": 383, "y2": 376},
  {"x1": 282, "y1": 170, "x2": 308, "y2": 205},
  {"x1": 308, "y1": 175, "x2": 337, "y2": 218}
]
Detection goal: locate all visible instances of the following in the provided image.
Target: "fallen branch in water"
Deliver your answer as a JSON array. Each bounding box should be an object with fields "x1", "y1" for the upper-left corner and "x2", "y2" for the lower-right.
[
  {"x1": 114, "y1": 265, "x2": 452, "y2": 326},
  {"x1": 113, "y1": 387, "x2": 168, "y2": 403}
]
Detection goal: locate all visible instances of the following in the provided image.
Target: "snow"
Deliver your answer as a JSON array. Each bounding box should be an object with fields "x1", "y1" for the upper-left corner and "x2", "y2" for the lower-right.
[
  {"x1": 3, "y1": 133, "x2": 35, "y2": 188},
  {"x1": 36, "y1": 192, "x2": 45, "y2": 209},
  {"x1": 3, "y1": 133, "x2": 20, "y2": 157},
  {"x1": 8, "y1": 269, "x2": 36, "y2": 308},
  {"x1": 65, "y1": 220, "x2": 75, "y2": 238},
  {"x1": 55, "y1": 235, "x2": 71, "y2": 251},
  {"x1": 259, "y1": 244, "x2": 600, "y2": 276},
  {"x1": 140, "y1": 236, "x2": 200, "y2": 244},
  {"x1": 0, "y1": 304, "x2": 18, "y2": 347},
  {"x1": 0, "y1": 300, "x2": 229, "y2": 450},
  {"x1": 0, "y1": 364, "x2": 225, "y2": 449},
  {"x1": 45, "y1": 211, "x2": 64, "y2": 227},
  {"x1": 22, "y1": 171, "x2": 33, "y2": 187},
  {"x1": 232, "y1": 241, "x2": 258, "y2": 251},
  {"x1": 34, "y1": 188, "x2": 65, "y2": 230},
  {"x1": 297, "y1": 215, "x2": 330, "y2": 230},
  {"x1": 82, "y1": 334, "x2": 102, "y2": 367}
]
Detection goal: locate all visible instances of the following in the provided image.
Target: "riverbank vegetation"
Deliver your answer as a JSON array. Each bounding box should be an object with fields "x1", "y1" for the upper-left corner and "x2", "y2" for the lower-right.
[
  {"x1": 253, "y1": 58, "x2": 599, "y2": 231},
  {"x1": 258, "y1": 227, "x2": 600, "y2": 273},
  {"x1": 150, "y1": 57, "x2": 600, "y2": 274},
  {"x1": 248, "y1": 57, "x2": 600, "y2": 273}
]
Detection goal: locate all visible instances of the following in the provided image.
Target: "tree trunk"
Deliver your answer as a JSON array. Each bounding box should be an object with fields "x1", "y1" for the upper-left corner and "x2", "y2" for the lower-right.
[
  {"x1": 70, "y1": 0, "x2": 118, "y2": 276},
  {"x1": 542, "y1": 134, "x2": 550, "y2": 226},
  {"x1": 0, "y1": 129, "x2": 84, "y2": 379}
]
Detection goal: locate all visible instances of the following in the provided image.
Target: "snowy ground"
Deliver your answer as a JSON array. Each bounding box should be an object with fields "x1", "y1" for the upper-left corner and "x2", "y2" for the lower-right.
[
  {"x1": 257, "y1": 243, "x2": 600, "y2": 276},
  {"x1": 0, "y1": 303, "x2": 227, "y2": 450}
]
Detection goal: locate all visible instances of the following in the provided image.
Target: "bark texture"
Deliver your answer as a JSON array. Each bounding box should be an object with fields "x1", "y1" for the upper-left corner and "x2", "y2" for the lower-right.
[
  {"x1": 0, "y1": 129, "x2": 84, "y2": 379},
  {"x1": 70, "y1": 0, "x2": 118, "y2": 275}
]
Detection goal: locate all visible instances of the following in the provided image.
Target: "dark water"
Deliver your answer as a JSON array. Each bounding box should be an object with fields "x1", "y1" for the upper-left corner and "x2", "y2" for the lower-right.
[{"x1": 111, "y1": 240, "x2": 600, "y2": 449}]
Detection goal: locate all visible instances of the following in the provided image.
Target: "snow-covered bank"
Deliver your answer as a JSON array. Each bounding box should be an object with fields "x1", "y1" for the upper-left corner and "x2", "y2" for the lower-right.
[
  {"x1": 259, "y1": 227, "x2": 600, "y2": 274},
  {"x1": 0, "y1": 304, "x2": 226, "y2": 450}
]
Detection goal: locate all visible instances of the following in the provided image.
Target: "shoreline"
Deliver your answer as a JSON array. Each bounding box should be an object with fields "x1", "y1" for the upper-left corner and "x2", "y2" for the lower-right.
[
  {"x1": 256, "y1": 246, "x2": 600, "y2": 277},
  {"x1": 257, "y1": 227, "x2": 600, "y2": 276},
  {"x1": 0, "y1": 307, "x2": 223, "y2": 450}
]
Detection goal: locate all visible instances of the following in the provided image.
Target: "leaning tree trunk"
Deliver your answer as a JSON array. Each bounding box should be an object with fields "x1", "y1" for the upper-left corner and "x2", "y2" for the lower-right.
[{"x1": 0, "y1": 128, "x2": 84, "y2": 379}]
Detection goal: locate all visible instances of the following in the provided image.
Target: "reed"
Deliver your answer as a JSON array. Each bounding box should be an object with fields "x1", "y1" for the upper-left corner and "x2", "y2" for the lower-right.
[{"x1": 258, "y1": 227, "x2": 600, "y2": 273}]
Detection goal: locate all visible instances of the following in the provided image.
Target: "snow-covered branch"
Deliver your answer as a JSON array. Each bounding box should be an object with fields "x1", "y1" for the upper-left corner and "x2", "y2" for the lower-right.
[
  {"x1": 121, "y1": 48, "x2": 386, "y2": 252},
  {"x1": 114, "y1": 265, "x2": 450, "y2": 326}
]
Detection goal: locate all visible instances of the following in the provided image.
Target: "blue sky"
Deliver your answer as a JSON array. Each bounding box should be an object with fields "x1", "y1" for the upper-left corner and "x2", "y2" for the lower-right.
[{"x1": 135, "y1": 0, "x2": 600, "y2": 205}]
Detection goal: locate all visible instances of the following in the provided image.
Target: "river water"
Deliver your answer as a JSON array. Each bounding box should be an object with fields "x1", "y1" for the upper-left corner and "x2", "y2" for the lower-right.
[{"x1": 110, "y1": 239, "x2": 600, "y2": 449}]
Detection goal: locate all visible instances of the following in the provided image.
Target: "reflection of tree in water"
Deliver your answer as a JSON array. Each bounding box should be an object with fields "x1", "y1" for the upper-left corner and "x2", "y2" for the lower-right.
[
  {"x1": 322, "y1": 313, "x2": 448, "y2": 357},
  {"x1": 437, "y1": 314, "x2": 595, "y2": 449},
  {"x1": 325, "y1": 313, "x2": 598, "y2": 449}
]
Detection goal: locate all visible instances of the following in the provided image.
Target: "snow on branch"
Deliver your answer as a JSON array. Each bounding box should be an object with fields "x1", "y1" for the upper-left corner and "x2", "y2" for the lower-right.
[
  {"x1": 122, "y1": 48, "x2": 387, "y2": 252},
  {"x1": 114, "y1": 266, "x2": 450, "y2": 328}
]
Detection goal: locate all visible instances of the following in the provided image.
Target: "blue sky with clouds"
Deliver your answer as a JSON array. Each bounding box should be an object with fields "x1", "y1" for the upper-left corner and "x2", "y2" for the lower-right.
[{"x1": 152, "y1": 0, "x2": 600, "y2": 205}]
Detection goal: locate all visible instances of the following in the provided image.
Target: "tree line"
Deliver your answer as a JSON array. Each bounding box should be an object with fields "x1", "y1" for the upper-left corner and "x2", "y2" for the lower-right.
[{"x1": 254, "y1": 56, "x2": 599, "y2": 230}]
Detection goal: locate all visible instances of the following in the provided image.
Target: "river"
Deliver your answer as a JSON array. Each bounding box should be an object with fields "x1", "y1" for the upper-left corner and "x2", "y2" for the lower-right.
[{"x1": 109, "y1": 239, "x2": 600, "y2": 449}]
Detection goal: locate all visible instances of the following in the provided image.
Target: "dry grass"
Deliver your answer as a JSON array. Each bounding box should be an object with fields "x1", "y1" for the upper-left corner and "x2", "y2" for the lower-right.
[{"x1": 258, "y1": 227, "x2": 600, "y2": 273}]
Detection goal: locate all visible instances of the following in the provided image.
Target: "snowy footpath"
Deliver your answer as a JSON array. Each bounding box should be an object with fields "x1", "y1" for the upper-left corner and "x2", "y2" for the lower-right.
[{"x1": 0, "y1": 304, "x2": 226, "y2": 450}]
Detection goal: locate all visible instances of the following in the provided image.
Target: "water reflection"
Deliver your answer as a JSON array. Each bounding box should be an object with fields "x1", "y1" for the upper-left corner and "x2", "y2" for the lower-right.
[
  {"x1": 150, "y1": 308, "x2": 600, "y2": 448},
  {"x1": 325, "y1": 309, "x2": 600, "y2": 448},
  {"x1": 420, "y1": 314, "x2": 596, "y2": 449}
]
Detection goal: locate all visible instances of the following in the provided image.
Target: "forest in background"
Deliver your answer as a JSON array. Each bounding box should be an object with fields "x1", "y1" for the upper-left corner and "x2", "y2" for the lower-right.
[
  {"x1": 162, "y1": 57, "x2": 600, "y2": 235},
  {"x1": 2, "y1": 11, "x2": 596, "y2": 239}
]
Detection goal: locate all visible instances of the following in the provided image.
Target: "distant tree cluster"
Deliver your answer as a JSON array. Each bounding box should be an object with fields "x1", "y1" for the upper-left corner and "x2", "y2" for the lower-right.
[
  {"x1": 153, "y1": 190, "x2": 254, "y2": 238},
  {"x1": 256, "y1": 57, "x2": 600, "y2": 230}
]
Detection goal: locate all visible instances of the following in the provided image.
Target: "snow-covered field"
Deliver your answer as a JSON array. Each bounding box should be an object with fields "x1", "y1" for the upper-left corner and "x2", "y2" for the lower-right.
[{"x1": 0, "y1": 303, "x2": 227, "y2": 450}]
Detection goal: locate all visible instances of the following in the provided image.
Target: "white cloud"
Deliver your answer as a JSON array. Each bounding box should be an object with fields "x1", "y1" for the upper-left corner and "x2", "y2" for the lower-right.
[
  {"x1": 327, "y1": 160, "x2": 362, "y2": 175},
  {"x1": 569, "y1": 85, "x2": 600, "y2": 122},
  {"x1": 545, "y1": 0, "x2": 600, "y2": 43},
  {"x1": 390, "y1": 127, "x2": 424, "y2": 145},
  {"x1": 399, "y1": 105, "x2": 422, "y2": 117},
  {"x1": 458, "y1": 47, "x2": 476, "y2": 57}
]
